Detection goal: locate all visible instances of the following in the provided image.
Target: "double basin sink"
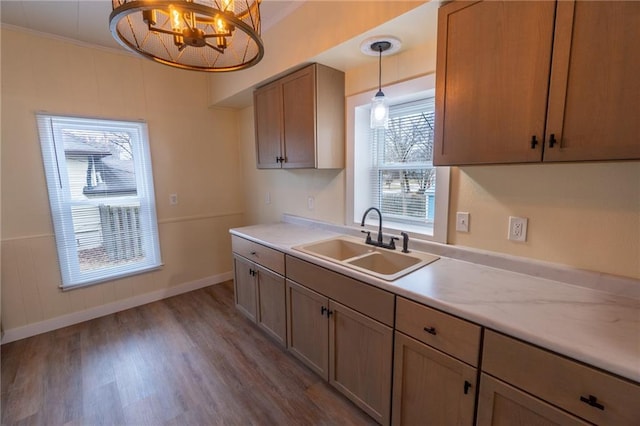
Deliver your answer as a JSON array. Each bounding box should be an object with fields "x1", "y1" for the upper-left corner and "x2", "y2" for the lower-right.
[{"x1": 293, "y1": 236, "x2": 439, "y2": 281}]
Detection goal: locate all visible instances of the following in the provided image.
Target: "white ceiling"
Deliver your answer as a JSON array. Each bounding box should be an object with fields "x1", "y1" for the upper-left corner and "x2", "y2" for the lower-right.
[
  {"x1": 0, "y1": 0, "x2": 306, "y2": 49},
  {"x1": 0, "y1": 0, "x2": 438, "y2": 72}
]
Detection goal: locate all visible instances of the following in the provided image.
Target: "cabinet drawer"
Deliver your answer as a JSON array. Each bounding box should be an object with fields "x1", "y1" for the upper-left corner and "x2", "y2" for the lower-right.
[
  {"x1": 395, "y1": 297, "x2": 481, "y2": 367},
  {"x1": 232, "y1": 235, "x2": 284, "y2": 275},
  {"x1": 483, "y1": 330, "x2": 640, "y2": 426},
  {"x1": 286, "y1": 255, "x2": 395, "y2": 326}
]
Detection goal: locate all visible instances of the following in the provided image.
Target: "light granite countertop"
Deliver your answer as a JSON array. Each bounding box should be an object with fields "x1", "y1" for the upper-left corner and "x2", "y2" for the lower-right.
[{"x1": 230, "y1": 221, "x2": 640, "y2": 384}]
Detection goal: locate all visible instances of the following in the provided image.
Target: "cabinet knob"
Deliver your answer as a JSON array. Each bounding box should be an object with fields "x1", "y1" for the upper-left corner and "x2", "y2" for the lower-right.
[
  {"x1": 321, "y1": 306, "x2": 327, "y2": 315},
  {"x1": 464, "y1": 380, "x2": 472, "y2": 395},
  {"x1": 580, "y1": 394, "x2": 605, "y2": 411},
  {"x1": 423, "y1": 326, "x2": 437, "y2": 335},
  {"x1": 549, "y1": 133, "x2": 558, "y2": 148}
]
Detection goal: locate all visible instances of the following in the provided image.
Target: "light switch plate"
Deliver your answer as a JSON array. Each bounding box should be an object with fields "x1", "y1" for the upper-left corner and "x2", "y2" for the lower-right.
[{"x1": 456, "y1": 212, "x2": 470, "y2": 232}]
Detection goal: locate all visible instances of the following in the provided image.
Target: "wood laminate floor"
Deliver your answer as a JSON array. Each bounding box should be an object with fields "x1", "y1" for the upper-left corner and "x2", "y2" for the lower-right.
[{"x1": 1, "y1": 281, "x2": 376, "y2": 425}]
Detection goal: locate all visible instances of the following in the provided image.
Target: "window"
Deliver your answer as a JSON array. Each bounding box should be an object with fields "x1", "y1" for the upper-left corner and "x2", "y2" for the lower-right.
[
  {"x1": 37, "y1": 115, "x2": 162, "y2": 289},
  {"x1": 371, "y1": 99, "x2": 436, "y2": 225},
  {"x1": 347, "y1": 75, "x2": 449, "y2": 242}
]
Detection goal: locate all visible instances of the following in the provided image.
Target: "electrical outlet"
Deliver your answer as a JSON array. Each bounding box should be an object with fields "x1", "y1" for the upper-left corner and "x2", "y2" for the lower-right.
[
  {"x1": 265, "y1": 192, "x2": 271, "y2": 205},
  {"x1": 307, "y1": 196, "x2": 315, "y2": 211},
  {"x1": 508, "y1": 216, "x2": 528, "y2": 242},
  {"x1": 456, "y1": 212, "x2": 470, "y2": 232},
  {"x1": 169, "y1": 193, "x2": 178, "y2": 205}
]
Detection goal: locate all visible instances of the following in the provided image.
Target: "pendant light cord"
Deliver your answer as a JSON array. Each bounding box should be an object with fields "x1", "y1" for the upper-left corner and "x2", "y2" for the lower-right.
[{"x1": 378, "y1": 45, "x2": 383, "y2": 93}]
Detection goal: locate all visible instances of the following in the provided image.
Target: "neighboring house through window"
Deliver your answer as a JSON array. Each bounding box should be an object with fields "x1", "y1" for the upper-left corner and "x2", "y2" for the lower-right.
[
  {"x1": 37, "y1": 115, "x2": 162, "y2": 289},
  {"x1": 347, "y1": 75, "x2": 449, "y2": 242}
]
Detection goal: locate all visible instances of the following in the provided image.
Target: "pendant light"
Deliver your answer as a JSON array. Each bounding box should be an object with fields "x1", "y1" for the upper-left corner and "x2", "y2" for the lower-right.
[
  {"x1": 360, "y1": 37, "x2": 401, "y2": 129},
  {"x1": 370, "y1": 41, "x2": 391, "y2": 129}
]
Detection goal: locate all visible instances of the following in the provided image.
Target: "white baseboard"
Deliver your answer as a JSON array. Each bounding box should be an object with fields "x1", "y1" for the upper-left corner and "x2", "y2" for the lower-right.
[{"x1": 0, "y1": 271, "x2": 233, "y2": 345}]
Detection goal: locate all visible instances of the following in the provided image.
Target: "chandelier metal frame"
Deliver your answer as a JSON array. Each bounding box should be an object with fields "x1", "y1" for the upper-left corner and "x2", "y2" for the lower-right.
[{"x1": 110, "y1": 0, "x2": 264, "y2": 72}]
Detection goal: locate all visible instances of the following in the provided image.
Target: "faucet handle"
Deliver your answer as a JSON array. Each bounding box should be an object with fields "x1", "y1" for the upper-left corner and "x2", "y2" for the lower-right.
[
  {"x1": 361, "y1": 230, "x2": 372, "y2": 244},
  {"x1": 389, "y1": 236, "x2": 399, "y2": 250}
]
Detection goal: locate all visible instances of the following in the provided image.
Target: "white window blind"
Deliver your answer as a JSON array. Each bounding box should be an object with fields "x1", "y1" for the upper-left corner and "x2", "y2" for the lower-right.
[
  {"x1": 368, "y1": 98, "x2": 437, "y2": 227},
  {"x1": 37, "y1": 115, "x2": 162, "y2": 289}
]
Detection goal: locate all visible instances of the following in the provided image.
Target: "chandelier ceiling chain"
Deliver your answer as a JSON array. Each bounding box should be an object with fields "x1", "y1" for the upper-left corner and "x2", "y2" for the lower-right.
[{"x1": 110, "y1": 0, "x2": 264, "y2": 72}]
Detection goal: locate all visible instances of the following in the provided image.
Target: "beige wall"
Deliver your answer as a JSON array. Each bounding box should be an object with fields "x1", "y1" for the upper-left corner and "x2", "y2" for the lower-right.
[
  {"x1": 1, "y1": 28, "x2": 245, "y2": 332},
  {"x1": 237, "y1": 35, "x2": 640, "y2": 280},
  {"x1": 450, "y1": 163, "x2": 640, "y2": 279}
]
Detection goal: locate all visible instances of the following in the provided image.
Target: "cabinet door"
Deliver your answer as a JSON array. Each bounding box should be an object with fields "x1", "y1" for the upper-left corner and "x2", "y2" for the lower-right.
[
  {"x1": 281, "y1": 66, "x2": 316, "y2": 168},
  {"x1": 434, "y1": 1, "x2": 556, "y2": 165},
  {"x1": 233, "y1": 255, "x2": 257, "y2": 321},
  {"x1": 391, "y1": 332, "x2": 476, "y2": 426},
  {"x1": 256, "y1": 265, "x2": 286, "y2": 346},
  {"x1": 329, "y1": 300, "x2": 393, "y2": 425},
  {"x1": 254, "y1": 82, "x2": 283, "y2": 169},
  {"x1": 286, "y1": 280, "x2": 329, "y2": 379},
  {"x1": 544, "y1": 0, "x2": 640, "y2": 161},
  {"x1": 477, "y1": 374, "x2": 590, "y2": 426}
]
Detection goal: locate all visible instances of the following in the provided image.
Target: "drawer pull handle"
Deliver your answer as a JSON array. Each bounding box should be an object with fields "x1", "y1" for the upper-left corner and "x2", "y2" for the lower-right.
[
  {"x1": 321, "y1": 306, "x2": 327, "y2": 315},
  {"x1": 463, "y1": 380, "x2": 472, "y2": 395},
  {"x1": 327, "y1": 309, "x2": 333, "y2": 317},
  {"x1": 423, "y1": 326, "x2": 437, "y2": 335},
  {"x1": 580, "y1": 395, "x2": 604, "y2": 411}
]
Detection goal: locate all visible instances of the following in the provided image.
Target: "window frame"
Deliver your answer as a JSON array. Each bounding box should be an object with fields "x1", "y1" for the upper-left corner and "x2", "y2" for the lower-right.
[
  {"x1": 346, "y1": 74, "x2": 450, "y2": 243},
  {"x1": 37, "y1": 114, "x2": 163, "y2": 290}
]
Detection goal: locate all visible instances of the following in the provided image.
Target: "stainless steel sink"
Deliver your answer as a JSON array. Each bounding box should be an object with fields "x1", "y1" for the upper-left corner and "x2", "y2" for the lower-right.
[{"x1": 293, "y1": 236, "x2": 439, "y2": 281}]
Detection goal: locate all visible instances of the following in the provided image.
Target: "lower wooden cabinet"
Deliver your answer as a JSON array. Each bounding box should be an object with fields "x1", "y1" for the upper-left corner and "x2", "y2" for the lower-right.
[
  {"x1": 286, "y1": 279, "x2": 393, "y2": 424},
  {"x1": 255, "y1": 265, "x2": 286, "y2": 344},
  {"x1": 286, "y1": 279, "x2": 329, "y2": 378},
  {"x1": 233, "y1": 238, "x2": 639, "y2": 426},
  {"x1": 233, "y1": 255, "x2": 257, "y2": 322},
  {"x1": 477, "y1": 374, "x2": 589, "y2": 426},
  {"x1": 233, "y1": 254, "x2": 286, "y2": 345},
  {"x1": 392, "y1": 331, "x2": 477, "y2": 426},
  {"x1": 481, "y1": 330, "x2": 640, "y2": 425}
]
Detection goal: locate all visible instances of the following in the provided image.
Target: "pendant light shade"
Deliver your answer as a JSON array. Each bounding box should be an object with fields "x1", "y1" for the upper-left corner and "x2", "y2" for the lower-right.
[
  {"x1": 371, "y1": 90, "x2": 389, "y2": 128},
  {"x1": 368, "y1": 40, "x2": 392, "y2": 129}
]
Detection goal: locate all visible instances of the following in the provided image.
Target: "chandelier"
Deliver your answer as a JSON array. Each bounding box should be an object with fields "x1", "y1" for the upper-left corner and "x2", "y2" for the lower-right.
[{"x1": 109, "y1": 0, "x2": 264, "y2": 72}]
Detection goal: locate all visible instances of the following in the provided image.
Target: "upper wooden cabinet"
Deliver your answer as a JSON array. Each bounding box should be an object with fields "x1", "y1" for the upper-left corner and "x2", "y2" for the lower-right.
[
  {"x1": 434, "y1": 0, "x2": 640, "y2": 166},
  {"x1": 254, "y1": 63, "x2": 345, "y2": 169}
]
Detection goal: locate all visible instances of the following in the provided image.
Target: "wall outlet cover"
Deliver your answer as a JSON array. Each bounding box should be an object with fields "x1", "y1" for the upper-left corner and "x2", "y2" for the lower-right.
[{"x1": 508, "y1": 216, "x2": 528, "y2": 242}]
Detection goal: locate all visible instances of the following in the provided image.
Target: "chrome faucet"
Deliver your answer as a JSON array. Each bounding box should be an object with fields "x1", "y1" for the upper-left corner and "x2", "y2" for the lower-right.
[{"x1": 360, "y1": 207, "x2": 398, "y2": 250}]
